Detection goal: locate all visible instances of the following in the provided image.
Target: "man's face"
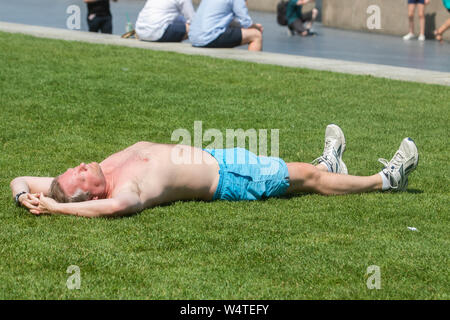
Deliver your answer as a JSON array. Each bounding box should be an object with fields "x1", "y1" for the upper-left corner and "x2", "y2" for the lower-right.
[{"x1": 58, "y1": 162, "x2": 106, "y2": 199}]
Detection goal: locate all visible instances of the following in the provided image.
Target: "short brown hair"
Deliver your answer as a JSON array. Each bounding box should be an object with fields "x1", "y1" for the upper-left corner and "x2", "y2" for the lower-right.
[{"x1": 49, "y1": 177, "x2": 91, "y2": 203}]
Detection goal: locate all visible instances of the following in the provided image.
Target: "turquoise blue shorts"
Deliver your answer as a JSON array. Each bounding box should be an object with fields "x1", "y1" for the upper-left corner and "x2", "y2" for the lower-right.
[{"x1": 203, "y1": 148, "x2": 290, "y2": 201}]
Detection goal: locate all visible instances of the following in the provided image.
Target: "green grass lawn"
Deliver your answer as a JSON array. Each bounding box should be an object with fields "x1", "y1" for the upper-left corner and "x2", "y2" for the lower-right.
[{"x1": 0, "y1": 31, "x2": 449, "y2": 299}]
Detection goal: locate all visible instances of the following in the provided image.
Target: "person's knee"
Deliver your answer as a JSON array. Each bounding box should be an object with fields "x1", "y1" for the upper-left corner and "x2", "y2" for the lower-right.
[
  {"x1": 287, "y1": 163, "x2": 328, "y2": 195},
  {"x1": 305, "y1": 165, "x2": 321, "y2": 185},
  {"x1": 241, "y1": 28, "x2": 262, "y2": 47},
  {"x1": 294, "y1": 163, "x2": 321, "y2": 186},
  {"x1": 302, "y1": 164, "x2": 330, "y2": 194}
]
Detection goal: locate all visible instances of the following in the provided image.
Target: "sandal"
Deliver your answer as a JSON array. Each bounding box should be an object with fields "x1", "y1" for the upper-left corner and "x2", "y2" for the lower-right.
[{"x1": 121, "y1": 30, "x2": 137, "y2": 39}]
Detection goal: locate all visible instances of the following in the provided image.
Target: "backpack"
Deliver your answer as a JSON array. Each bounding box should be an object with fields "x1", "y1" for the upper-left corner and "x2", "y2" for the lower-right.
[{"x1": 276, "y1": 1, "x2": 288, "y2": 26}]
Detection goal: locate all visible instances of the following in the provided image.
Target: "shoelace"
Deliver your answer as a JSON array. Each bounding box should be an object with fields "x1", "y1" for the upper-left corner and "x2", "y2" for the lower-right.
[
  {"x1": 323, "y1": 139, "x2": 334, "y2": 158},
  {"x1": 378, "y1": 150, "x2": 405, "y2": 171},
  {"x1": 378, "y1": 151, "x2": 406, "y2": 189},
  {"x1": 311, "y1": 139, "x2": 334, "y2": 169}
]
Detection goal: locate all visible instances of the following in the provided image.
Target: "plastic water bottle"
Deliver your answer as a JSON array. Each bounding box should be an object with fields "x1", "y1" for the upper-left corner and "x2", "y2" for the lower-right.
[
  {"x1": 126, "y1": 21, "x2": 133, "y2": 33},
  {"x1": 125, "y1": 13, "x2": 133, "y2": 32}
]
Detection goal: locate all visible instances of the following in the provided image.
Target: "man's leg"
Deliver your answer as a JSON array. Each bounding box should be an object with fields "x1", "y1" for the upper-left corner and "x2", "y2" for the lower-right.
[
  {"x1": 435, "y1": 18, "x2": 450, "y2": 42},
  {"x1": 408, "y1": 4, "x2": 416, "y2": 35},
  {"x1": 204, "y1": 27, "x2": 247, "y2": 49},
  {"x1": 304, "y1": 8, "x2": 319, "y2": 30},
  {"x1": 286, "y1": 137, "x2": 419, "y2": 195},
  {"x1": 292, "y1": 124, "x2": 373, "y2": 194},
  {"x1": 241, "y1": 28, "x2": 262, "y2": 51},
  {"x1": 185, "y1": 24, "x2": 190, "y2": 40},
  {"x1": 417, "y1": 4, "x2": 426, "y2": 39},
  {"x1": 101, "y1": 16, "x2": 113, "y2": 34},
  {"x1": 286, "y1": 163, "x2": 382, "y2": 195},
  {"x1": 156, "y1": 18, "x2": 188, "y2": 42},
  {"x1": 313, "y1": 124, "x2": 348, "y2": 174},
  {"x1": 289, "y1": 18, "x2": 307, "y2": 36},
  {"x1": 87, "y1": 16, "x2": 101, "y2": 33},
  {"x1": 438, "y1": 18, "x2": 450, "y2": 34}
]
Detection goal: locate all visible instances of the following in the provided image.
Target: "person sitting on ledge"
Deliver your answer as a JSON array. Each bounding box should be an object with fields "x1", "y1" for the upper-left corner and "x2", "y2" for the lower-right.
[
  {"x1": 10, "y1": 124, "x2": 419, "y2": 218},
  {"x1": 188, "y1": 0, "x2": 264, "y2": 51},
  {"x1": 135, "y1": 0, "x2": 195, "y2": 42}
]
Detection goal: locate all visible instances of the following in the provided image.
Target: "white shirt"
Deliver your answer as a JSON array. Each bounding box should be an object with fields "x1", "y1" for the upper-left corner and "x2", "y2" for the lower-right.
[{"x1": 135, "y1": 0, "x2": 195, "y2": 41}]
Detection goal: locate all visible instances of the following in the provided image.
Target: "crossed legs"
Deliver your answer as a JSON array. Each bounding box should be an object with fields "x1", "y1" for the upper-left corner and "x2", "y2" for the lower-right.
[
  {"x1": 283, "y1": 124, "x2": 419, "y2": 196},
  {"x1": 241, "y1": 27, "x2": 263, "y2": 51}
]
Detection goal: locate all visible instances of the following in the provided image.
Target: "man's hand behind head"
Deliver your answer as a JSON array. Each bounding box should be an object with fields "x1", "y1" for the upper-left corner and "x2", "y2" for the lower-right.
[
  {"x1": 19, "y1": 193, "x2": 39, "y2": 213},
  {"x1": 28, "y1": 193, "x2": 58, "y2": 215}
]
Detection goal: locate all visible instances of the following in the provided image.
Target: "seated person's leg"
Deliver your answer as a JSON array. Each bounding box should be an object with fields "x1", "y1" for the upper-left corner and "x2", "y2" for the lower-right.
[
  {"x1": 288, "y1": 24, "x2": 295, "y2": 36},
  {"x1": 301, "y1": 8, "x2": 319, "y2": 30},
  {"x1": 289, "y1": 18, "x2": 307, "y2": 36},
  {"x1": 204, "y1": 27, "x2": 244, "y2": 49},
  {"x1": 240, "y1": 28, "x2": 262, "y2": 51},
  {"x1": 156, "y1": 16, "x2": 188, "y2": 42}
]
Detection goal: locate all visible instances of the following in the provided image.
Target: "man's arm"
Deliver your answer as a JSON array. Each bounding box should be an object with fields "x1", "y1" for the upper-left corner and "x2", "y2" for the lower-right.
[
  {"x1": 297, "y1": 0, "x2": 315, "y2": 5},
  {"x1": 179, "y1": 0, "x2": 195, "y2": 24},
  {"x1": 10, "y1": 176, "x2": 53, "y2": 208},
  {"x1": 232, "y1": 0, "x2": 253, "y2": 29},
  {"x1": 32, "y1": 192, "x2": 144, "y2": 218}
]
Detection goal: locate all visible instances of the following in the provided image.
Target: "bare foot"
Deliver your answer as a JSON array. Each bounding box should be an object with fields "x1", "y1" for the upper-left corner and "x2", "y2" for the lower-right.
[{"x1": 434, "y1": 30, "x2": 443, "y2": 43}]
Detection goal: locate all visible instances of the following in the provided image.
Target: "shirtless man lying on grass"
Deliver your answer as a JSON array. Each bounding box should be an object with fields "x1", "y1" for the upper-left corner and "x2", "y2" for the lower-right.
[{"x1": 10, "y1": 124, "x2": 419, "y2": 218}]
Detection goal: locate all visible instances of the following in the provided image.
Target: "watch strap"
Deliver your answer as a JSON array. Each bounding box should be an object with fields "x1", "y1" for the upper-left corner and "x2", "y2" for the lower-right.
[{"x1": 15, "y1": 191, "x2": 27, "y2": 206}]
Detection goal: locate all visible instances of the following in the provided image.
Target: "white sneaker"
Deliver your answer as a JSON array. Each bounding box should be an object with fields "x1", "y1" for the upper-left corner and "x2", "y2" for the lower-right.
[
  {"x1": 403, "y1": 33, "x2": 415, "y2": 40},
  {"x1": 313, "y1": 124, "x2": 348, "y2": 174},
  {"x1": 378, "y1": 138, "x2": 419, "y2": 191},
  {"x1": 418, "y1": 34, "x2": 425, "y2": 41}
]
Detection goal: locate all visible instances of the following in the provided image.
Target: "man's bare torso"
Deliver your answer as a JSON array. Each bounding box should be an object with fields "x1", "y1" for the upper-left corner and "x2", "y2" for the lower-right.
[{"x1": 100, "y1": 142, "x2": 220, "y2": 208}]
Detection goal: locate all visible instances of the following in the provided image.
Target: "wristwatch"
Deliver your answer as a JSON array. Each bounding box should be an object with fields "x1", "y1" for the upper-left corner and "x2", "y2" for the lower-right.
[{"x1": 15, "y1": 191, "x2": 27, "y2": 207}]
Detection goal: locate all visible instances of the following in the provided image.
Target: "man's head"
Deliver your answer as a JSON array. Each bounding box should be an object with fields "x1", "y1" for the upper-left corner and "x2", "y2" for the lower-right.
[{"x1": 49, "y1": 162, "x2": 107, "y2": 203}]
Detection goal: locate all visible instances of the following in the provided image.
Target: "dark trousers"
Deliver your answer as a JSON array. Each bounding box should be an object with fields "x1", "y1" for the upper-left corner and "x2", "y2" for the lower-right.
[{"x1": 87, "y1": 15, "x2": 113, "y2": 34}]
